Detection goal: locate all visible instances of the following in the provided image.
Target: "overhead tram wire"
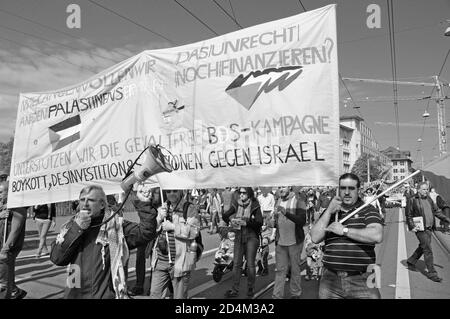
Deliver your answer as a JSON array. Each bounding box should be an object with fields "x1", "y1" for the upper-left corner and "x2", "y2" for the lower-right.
[
  {"x1": 387, "y1": 0, "x2": 400, "y2": 149},
  {"x1": 0, "y1": 24, "x2": 121, "y2": 64},
  {"x1": 228, "y1": 0, "x2": 237, "y2": 22},
  {"x1": 0, "y1": 35, "x2": 98, "y2": 74},
  {"x1": 340, "y1": 76, "x2": 359, "y2": 110},
  {"x1": 0, "y1": 8, "x2": 129, "y2": 60},
  {"x1": 212, "y1": 0, "x2": 242, "y2": 29},
  {"x1": 438, "y1": 48, "x2": 450, "y2": 77},
  {"x1": 297, "y1": 2, "x2": 368, "y2": 127},
  {"x1": 173, "y1": 0, "x2": 219, "y2": 36},
  {"x1": 87, "y1": 0, "x2": 177, "y2": 45},
  {"x1": 298, "y1": 0, "x2": 307, "y2": 12}
]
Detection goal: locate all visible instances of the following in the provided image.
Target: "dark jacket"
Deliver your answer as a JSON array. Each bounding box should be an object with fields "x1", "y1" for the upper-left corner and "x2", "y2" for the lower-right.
[
  {"x1": 273, "y1": 193, "x2": 307, "y2": 245},
  {"x1": 50, "y1": 208, "x2": 157, "y2": 299},
  {"x1": 0, "y1": 203, "x2": 28, "y2": 254},
  {"x1": 405, "y1": 194, "x2": 450, "y2": 231},
  {"x1": 222, "y1": 199, "x2": 263, "y2": 241}
]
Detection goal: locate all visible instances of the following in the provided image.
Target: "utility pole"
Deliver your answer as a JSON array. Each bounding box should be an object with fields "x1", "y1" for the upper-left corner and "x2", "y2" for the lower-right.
[
  {"x1": 367, "y1": 157, "x2": 370, "y2": 183},
  {"x1": 434, "y1": 75, "x2": 447, "y2": 156},
  {"x1": 421, "y1": 152, "x2": 425, "y2": 182}
]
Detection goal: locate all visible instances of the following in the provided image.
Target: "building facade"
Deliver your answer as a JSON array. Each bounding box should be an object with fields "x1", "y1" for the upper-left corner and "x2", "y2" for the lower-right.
[
  {"x1": 339, "y1": 115, "x2": 392, "y2": 175},
  {"x1": 381, "y1": 147, "x2": 413, "y2": 181}
]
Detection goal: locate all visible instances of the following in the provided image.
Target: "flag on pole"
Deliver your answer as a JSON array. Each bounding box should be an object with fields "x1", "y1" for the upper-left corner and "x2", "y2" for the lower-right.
[{"x1": 421, "y1": 153, "x2": 450, "y2": 202}]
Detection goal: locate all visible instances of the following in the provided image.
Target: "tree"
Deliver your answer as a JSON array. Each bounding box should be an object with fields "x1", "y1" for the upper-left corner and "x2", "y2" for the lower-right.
[
  {"x1": 409, "y1": 166, "x2": 423, "y2": 185},
  {"x1": 351, "y1": 154, "x2": 383, "y2": 183},
  {"x1": 0, "y1": 136, "x2": 14, "y2": 176}
]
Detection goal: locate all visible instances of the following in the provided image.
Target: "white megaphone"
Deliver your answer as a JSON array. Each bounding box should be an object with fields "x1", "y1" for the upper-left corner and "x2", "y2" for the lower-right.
[{"x1": 120, "y1": 145, "x2": 173, "y2": 191}]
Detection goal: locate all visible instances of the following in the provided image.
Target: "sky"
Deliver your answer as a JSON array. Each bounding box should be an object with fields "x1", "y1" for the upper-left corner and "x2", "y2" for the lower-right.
[{"x1": 0, "y1": 0, "x2": 449, "y2": 168}]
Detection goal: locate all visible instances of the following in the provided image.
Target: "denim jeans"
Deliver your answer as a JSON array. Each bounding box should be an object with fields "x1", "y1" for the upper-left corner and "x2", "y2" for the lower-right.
[
  {"x1": 0, "y1": 250, "x2": 20, "y2": 299},
  {"x1": 231, "y1": 236, "x2": 259, "y2": 293},
  {"x1": 272, "y1": 243, "x2": 303, "y2": 299},
  {"x1": 408, "y1": 229, "x2": 436, "y2": 273},
  {"x1": 149, "y1": 258, "x2": 190, "y2": 299},
  {"x1": 319, "y1": 268, "x2": 381, "y2": 299},
  {"x1": 35, "y1": 218, "x2": 51, "y2": 255},
  {"x1": 210, "y1": 210, "x2": 220, "y2": 232}
]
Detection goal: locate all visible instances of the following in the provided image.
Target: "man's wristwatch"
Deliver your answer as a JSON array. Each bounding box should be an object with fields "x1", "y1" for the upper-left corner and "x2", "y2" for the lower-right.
[{"x1": 343, "y1": 227, "x2": 349, "y2": 236}]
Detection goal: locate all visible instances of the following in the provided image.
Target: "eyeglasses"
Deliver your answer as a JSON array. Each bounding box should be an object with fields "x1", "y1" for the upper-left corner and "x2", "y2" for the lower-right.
[
  {"x1": 239, "y1": 192, "x2": 247, "y2": 195},
  {"x1": 339, "y1": 186, "x2": 357, "y2": 191},
  {"x1": 166, "y1": 190, "x2": 179, "y2": 194}
]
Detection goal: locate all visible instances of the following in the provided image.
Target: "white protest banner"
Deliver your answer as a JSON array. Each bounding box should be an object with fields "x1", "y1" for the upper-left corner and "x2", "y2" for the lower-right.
[{"x1": 8, "y1": 4, "x2": 339, "y2": 208}]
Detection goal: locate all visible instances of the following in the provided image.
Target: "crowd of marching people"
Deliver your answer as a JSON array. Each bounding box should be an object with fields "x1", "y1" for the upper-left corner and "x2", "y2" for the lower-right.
[{"x1": 0, "y1": 175, "x2": 449, "y2": 299}]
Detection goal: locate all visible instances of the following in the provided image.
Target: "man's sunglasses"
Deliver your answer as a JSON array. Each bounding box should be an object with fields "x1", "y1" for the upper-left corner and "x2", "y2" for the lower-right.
[
  {"x1": 339, "y1": 186, "x2": 357, "y2": 191},
  {"x1": 166, "y1": 190, "x2": 179, "y2": 193},
  {"x1": 239, "y1": 191, "x2": 248, "y2": 195}
]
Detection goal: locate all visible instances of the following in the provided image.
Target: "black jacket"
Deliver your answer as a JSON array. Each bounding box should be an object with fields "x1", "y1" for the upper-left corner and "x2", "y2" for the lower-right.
[
  {"x1": 0, "y1": 203, "x2": 28, "y2": 254},
  {"x1": 50, "y1": 208, "x2": 157, "y2": 299},
  {"x1": 405, "y1": 194, "x2": 450, "y2": 231},
  {"x1": 222, "y1": 199, "x2": 263, "y2": 241}
]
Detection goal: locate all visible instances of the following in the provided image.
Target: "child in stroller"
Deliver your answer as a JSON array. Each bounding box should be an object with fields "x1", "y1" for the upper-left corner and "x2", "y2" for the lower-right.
[
  {"x1": 256, "y1": 236, "x2": 270, "y2": 276},
  {"x1": 212, "y1": 230, "x2": 235, "y2": 282}
]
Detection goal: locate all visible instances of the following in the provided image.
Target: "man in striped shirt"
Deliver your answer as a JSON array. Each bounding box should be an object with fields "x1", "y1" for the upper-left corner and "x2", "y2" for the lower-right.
[{"x1": 311, "y1": 173, "x2": 383, "y2": 299}]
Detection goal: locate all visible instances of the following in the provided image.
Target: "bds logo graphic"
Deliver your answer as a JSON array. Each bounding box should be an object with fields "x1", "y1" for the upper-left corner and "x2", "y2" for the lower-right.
[{"x1": 225, "y1": 66, "x2": 303, "y2": 110}]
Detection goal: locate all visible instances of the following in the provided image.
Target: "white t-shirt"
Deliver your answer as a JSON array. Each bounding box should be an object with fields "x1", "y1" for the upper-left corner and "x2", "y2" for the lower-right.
[{"x1": 258, "y1": 193, "x2": 275, "y2": 212}]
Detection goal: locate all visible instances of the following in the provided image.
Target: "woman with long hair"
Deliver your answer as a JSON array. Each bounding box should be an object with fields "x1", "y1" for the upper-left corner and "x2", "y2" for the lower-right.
[{"x1": 222, "y1": 187, "x2": 263, "y2": 298}]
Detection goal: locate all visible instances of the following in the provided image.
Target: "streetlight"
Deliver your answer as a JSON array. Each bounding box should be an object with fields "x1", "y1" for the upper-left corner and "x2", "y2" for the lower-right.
[
  {"x1": 444, "y1": 19, "x2": 450, "y2": 36},
  {"x1": 417, "y1": 138, "x2": 422, "y2": 142},
  {"x1": 423, "y1": 110, "x2": 430, "y2": 118}
]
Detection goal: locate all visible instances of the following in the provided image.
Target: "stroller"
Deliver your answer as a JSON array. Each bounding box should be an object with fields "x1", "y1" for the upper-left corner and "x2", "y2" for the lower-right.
[{"x1": 212, "y1": 228, "x2": 235, "y2": 282}]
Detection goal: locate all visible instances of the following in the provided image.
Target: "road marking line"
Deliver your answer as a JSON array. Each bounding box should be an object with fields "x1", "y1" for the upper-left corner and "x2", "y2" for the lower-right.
[
  {"x1": 395, "y1": 208, "x2": 411, "y2": 299},
  {"x1": 203, "y1": 247, "x2": 218, "y2": 256},
  {"x1": 254, "y1": 282, "x2": 274, "y2": 299}
]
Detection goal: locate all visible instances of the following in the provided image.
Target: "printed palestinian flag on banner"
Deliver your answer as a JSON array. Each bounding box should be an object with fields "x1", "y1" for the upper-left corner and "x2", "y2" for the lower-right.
[{"x1": 421, "y1": 153, "x2": 450, "y2": 203}]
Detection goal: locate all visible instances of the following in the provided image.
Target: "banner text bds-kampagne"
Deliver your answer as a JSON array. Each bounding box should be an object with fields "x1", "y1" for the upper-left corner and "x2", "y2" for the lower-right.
[{"x1": 11, "y1": 113, "x2": 331, "y2": 193}]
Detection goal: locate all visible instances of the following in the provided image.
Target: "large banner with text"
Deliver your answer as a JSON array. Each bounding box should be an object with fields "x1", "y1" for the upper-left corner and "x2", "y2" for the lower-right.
[{"x1": 8, "y1": 5, "x2": 339, "y2": 208}]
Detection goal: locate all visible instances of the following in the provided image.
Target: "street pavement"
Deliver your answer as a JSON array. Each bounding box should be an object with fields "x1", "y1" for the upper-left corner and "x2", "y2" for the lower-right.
[{"x1": 13, "y1": 207, "x2": 450, "y2": 299}]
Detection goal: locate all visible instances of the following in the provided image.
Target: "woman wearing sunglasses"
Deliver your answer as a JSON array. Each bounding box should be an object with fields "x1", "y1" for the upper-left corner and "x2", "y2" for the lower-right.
[{"x1": 222, "y1": 187, "x2": 263, "y2": 298}]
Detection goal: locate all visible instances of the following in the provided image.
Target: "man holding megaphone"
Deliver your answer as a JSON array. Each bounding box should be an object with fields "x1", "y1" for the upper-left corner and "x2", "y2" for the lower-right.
[
  {"x1": 50, "y1": 144, "x2": 172, "y2": 298},
  {"x1": 50, "y1": 184, "x2": 158, "y2": 299}
]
